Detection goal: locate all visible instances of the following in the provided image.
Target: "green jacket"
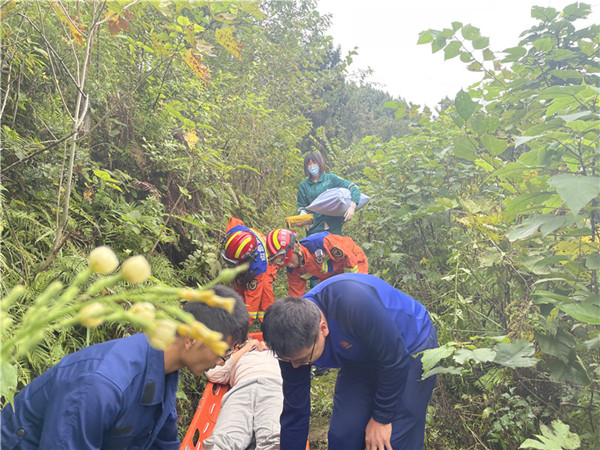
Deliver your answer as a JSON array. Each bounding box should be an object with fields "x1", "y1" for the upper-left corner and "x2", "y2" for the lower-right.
[{"x1": 297, "y1": 172, "x2": 361, "y2": 236}]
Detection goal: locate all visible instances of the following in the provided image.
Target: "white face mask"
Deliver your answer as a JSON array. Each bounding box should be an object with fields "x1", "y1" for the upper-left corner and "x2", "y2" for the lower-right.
[{"x1": 308, "y1": 165, "x2": 320, "y2": 177}]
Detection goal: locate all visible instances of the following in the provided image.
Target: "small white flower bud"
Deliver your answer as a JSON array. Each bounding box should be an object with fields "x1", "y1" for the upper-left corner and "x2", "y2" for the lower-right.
[
  {"x1": 130, "y1": 302, "x2": 156, "y2": 325},
  {"x1": 77, "y1": 302, "x2": 105, "y2": 328},
  {"x1": 121, "y1": 255, "x2": 151, "y2": 284},
  {"x1": 145, "y1": 319, "x2": 177, "y2": 350},
  {"x1": 88, "y1": 246, "x2": 119, "y2": 274}
]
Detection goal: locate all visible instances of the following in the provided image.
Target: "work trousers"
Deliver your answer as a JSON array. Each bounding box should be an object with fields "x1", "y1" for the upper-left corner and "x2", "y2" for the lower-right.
[{"x1": 328, "y1": 328, "x2": 438, "y2": 449}]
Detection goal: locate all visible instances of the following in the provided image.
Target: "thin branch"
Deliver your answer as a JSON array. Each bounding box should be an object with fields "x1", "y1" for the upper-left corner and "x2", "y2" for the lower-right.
[{"x1": 3, "y1": 132, "x2": 76, "y2": 172}]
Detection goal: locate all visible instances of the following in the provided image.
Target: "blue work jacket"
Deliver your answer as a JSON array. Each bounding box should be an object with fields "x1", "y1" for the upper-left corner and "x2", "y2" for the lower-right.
[
  {"x1": 279, "y1": 273, "x2": 434, "y2": 449},
  {"x1": 1, "y1": 334, "x2": 179, "y2": 449}
]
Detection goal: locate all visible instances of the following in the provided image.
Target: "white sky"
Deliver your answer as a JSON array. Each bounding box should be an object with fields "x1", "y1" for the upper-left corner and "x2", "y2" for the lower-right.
[{"x1": 317, "y1": 0, "x2": 600, "y2": 108}]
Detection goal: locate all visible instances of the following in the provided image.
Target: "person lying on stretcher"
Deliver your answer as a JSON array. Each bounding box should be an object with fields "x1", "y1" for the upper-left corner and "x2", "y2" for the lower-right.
[{"x1": 202, "y1": 338, "x2": 283, "y2": 450}]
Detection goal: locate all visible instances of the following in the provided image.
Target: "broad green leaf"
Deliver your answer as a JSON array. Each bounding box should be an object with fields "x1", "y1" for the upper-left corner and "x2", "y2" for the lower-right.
[
  {"x1": 417, "y1": 30, "x2": 433, "y2": 45},
  {"x1": 535, "y1": 330, "x2": 575, "y2": 363},
  {"x1": 558, "y1": 303, "x2": 600, "y2": 324},
  {"x1": 548, "y1": 357, "x2": 590, "y2": 385},
  {"x1": 519, "y1": 420, "x2": 580, "y2": 449},
  {"x1": 533, "y1": 37, "x2": 552, "y2": 52},
  {"x1": 514, "y1": 135, "x2": 542, "y2": 148},
  {"x1": 432, "y1": 36, "x2": 446, "y2": 53},
  {"x1": 482, "y1": 48, "x2": 495, "y2": 60},
  {"x1": 586, "y1": 252, "x2": 600, "y2": 270},
  {"x1": 472, "y1": 36, "x2": 489, "y2": 49},
  {"x1": 236, "y1": 1, "x2": 267, "y2": 20},
  {"x1": 504, "y1": 192, "x2": 555, "y2": 222},
  {"x1": 461, "y1": 24, "x2": 480, "y2": 40},
  {"x1": 453, "y1": 136, "x2": 477, "y2": 161},
  {"x1": 480, "y1": 134, "x2": 507, "y2": 156},
  {"x1": 453, "y1": 348, "x2": 496, "y2": 364},
  {"x1": 493, "y1": 340, "x2": 538, "y2": 368},
  {"x1": 557, "y1": 111, "x2": 594, "y2": 122},
  {"x1": 421, "y1": 365, "x2": 462, "y2": 380},
  {"x1": 444, "y1": 41, "x2": 462, "y2": 60},
  {"x1": 547, "y1": 174, "x2": 600, "y2": 215},
  {"x1": 471, "y1": 114, "x2": 499, "y2": 135},
  {"x1": 419, "y1": 345, "x2": 455, "y2": 373},
  {"x1": 507, "y1": 215, "x2": 567, "y2": 241},
  {"x1": 455, "y1": 90, "x2": 477, "y2": 121}
]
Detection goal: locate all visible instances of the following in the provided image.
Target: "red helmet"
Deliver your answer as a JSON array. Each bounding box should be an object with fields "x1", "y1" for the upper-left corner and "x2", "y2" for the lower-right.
[
  {"x1": 266, "y1": 229, "x2": 297, "y2": 266},
  {"x1": 221, "y1": 230, "x2": 258, "y2": 265}
]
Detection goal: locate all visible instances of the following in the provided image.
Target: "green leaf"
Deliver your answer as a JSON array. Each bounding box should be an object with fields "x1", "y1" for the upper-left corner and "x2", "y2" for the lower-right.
[
  {"x1": 444, "y1": 41, "x2": 462, "y2": 60},
  {"x1": 586, "y1": 252, "x2": 600, "y2": 270},
  {"x1": 417, "y1": 30, "x2": 433, "y2": 45},
  {"x1": 535, "y1": 330, "x2": 575, "y2": 363},
  {"x1": 453, "y1": 136, "x2": 477, "y2": 161},
  {"x1": 558, "y1": 303, "x2": 600, "y2": 324},
  {"x1": 533, "y1": 37, "x2": 553, "y2": 52},
  {"x1": 461, "y1": 24, "x2": 480, "y2": 40},
  {"x1": 482, "y1": 48, "x2": 495, "y2": 60},
  {"x1": 504, "y1": 192, "x2": 555, "y2": 222},
  {"x1": 519, "y1": 420, "x2": 580, "y2": 449},
  {"x1": 547, "y1": 174, "x2": 600, "y2": 215},
  {"x1": 421, "y1": 365, "x2": 462, "y2": 380},
  {"x1": 507, "y1": 214, "x2": 567, "y2": 241},
  {"x1": 548, "y1": 357, "x2": 590, "y2": 385},
  {"x1": 419, "y1": 345, "x2": 456, "y2": 373},
  {"x1": 432, "y1": 36, "x2": 446, "y2": 53},
  {"x1": 493, "y1": 340, "x2": 538, "y2": 368},
  {"x1": 472, "y1": 36, "x2": 489, "y2": 49},
  {"x1": 455, "y1": 90, "x2": 477, "y2": 121},
  {"x1": 515, "y1": 135, "x2": 542, "y2": 148},
  {"x1": 1, "y1": 360, "x2": 17, "y2": 407},
  {"x1": 480, "y1": 134, "x2": 507, "y2": 156}
]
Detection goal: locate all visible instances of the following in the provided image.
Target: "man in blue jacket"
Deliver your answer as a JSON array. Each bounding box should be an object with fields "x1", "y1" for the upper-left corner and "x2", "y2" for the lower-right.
[
  {"x1": 262, "y1": 273, "x2": 437, "y2": 450},
  {"x1": 1, "y1": 285, "x2": 249, "y2": 450}
]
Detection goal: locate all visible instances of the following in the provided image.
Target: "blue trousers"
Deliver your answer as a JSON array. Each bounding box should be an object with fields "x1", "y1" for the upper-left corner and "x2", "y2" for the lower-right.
[{"x1": 327, "y1": 329, "x2": 437, "y2": 450}]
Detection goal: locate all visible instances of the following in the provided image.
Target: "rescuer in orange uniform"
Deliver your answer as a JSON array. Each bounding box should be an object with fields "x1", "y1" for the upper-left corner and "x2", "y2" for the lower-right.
[
  {"x1": 221, "y1": 218, "x2": 278, "y2": 324},
  {"x1": 266, "y1": 229, "x2": 368, "y2": 297}
]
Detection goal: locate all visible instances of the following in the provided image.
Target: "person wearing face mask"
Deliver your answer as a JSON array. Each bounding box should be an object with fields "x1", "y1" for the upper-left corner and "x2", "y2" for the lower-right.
[{"x1": 297, "y1": 150, "x2": 361, "y2": 237}]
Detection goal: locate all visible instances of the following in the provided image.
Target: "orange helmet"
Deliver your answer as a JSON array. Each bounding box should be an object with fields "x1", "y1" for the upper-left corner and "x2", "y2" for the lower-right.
[
  {"x1": 266, "y1": 229, "x2": 297, "y2": 266},
  {"x1": 221, "y1": 229, "x2": 258, "y2": 266}
]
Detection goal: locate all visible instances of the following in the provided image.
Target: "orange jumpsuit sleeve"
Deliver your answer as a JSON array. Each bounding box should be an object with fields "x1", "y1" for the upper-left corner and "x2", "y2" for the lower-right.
[
  {"x1": 324, "y1": 235, "x2": 369, "y2": 274},
  {"x1": 287, "y1": 268, "x2": 308, "y2": 297},
  {"x1": 225, "y1": 217, "x2": 245, "y2": 232}
]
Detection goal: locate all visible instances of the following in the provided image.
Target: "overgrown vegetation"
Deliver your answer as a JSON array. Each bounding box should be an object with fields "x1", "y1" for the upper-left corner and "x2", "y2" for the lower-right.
[{"x1": 1, "y1": 0, "x2": 598, "y2": 448}]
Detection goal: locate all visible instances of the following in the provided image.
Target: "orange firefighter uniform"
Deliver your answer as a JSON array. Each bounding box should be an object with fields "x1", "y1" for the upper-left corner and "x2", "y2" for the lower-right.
[
  {"x1": 286, "y1": 231, "x2": 368, "y2": 297},
  {"x1": 224, "y1": 218, "x2": 277, "y2": 323}
]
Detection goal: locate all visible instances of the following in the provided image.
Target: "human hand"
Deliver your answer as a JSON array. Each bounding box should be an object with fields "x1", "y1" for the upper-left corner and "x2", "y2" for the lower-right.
[
  {"x1": 364, "y1": 418, "x2": 392, "y2": 450},
  {"x1": 344, "y1": 201, "x2": 357, "y2": 222}
]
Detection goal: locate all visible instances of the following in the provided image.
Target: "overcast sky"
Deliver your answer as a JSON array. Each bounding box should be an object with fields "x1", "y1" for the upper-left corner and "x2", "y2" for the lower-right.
[{"x1": 316, "y1": 0, "x2": 600, "y2": 108}]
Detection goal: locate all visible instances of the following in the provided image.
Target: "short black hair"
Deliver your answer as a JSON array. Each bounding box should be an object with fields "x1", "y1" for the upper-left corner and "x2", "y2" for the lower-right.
[
  {"x1": 183, "y1": 285, "x2": 249, "y2": 345},
  {"x1": 262, "y1": 297, "x2": 320, "y2": 358},
  {"x1": 303, "y1": 151, "x2": 326, "y2": 177}
]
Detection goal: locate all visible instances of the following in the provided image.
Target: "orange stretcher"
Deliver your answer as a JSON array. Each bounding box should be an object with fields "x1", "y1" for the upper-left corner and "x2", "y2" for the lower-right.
[{"x1": 179, "y1": 332, "x2": 310, "y2": 450}]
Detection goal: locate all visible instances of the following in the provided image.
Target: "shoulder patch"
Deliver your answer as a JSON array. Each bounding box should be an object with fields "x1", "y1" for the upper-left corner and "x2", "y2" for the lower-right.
[
  {"x1": 340, "y1": 341, "x2": 352, "y2": 350},
  {"x1": 247, "y1": 279, "x2": 258, "y2": 291},
  {"x1": 330, "y1": 247, "x2": 344, "y2": 259}
]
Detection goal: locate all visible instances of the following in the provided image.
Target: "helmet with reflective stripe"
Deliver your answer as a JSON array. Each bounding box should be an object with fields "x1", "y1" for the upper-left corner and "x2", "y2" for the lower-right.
[
  {"x1": 266, "y1": 229, "x2": 297, "y2": 265},
  {"x1": 221, "y1": 229, "x2": 258, "y2": 265}
]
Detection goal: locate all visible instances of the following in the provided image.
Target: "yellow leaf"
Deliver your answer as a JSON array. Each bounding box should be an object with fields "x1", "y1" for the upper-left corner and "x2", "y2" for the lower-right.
[
  {"x1": 215, "y1": 27, "x2": 243, "y2": 61},
  {"x1": 184, "y1": 130, "x2": 199, "y2": 149},
  {"x1": 184, "y1": 49, "x2": 211, "y2": 86},
  {"x1": 50, "y1": 1, "x2": 84, "y2": 46}
]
